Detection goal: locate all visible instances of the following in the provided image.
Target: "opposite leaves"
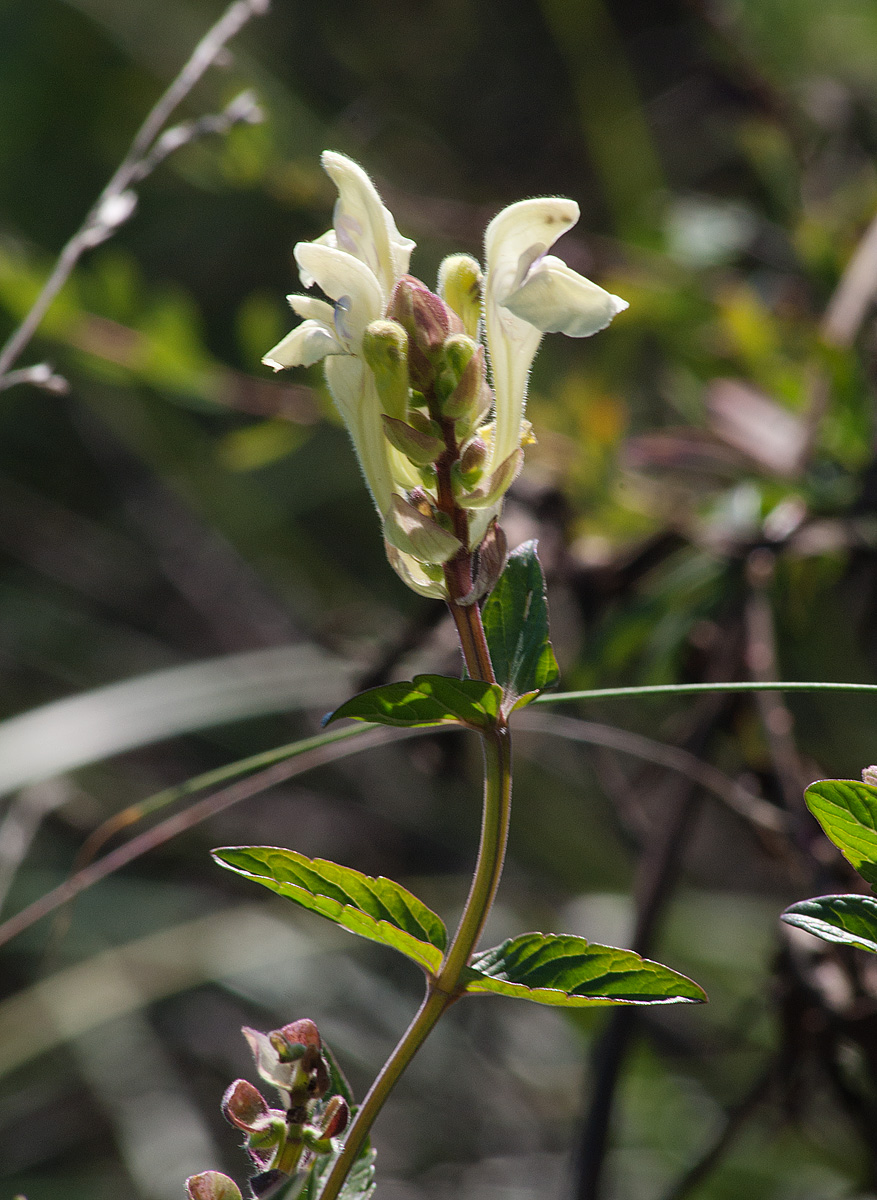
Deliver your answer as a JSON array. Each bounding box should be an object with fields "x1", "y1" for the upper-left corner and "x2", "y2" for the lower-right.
[
  {"x1": 462, "y1": 932, "x2": 706, "y2": 1006},
  {"x1": 213, "y1": 847, "x2": 447, "y2": 974},
  {"x1": 780, "y1": 779, "x2": 877, "y2": 955},
  {"x1": 481, "y1": 539, "x2": 559, "y2": 713}
]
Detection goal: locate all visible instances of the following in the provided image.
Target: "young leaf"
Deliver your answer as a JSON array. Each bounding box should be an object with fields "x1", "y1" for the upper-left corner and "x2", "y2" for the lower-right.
[
  {"x1": 462, "y1": 932, "x2": 706, "y2": 1006},
  {"x1": 325, "y1": 674, "x2": 502, "y2": 730},
  {"x1": 213, "y1": 847, "x2": 447, "y2": 974},
  {"x1": 804, "y1": 779, "x2": 877, "y2": 889},
  {"x1": 782, "y1": 894, "x2": 877, "y2": 954},
  {"x1": 303, "y1": 1144, "x2": 377, "y2": 1200},
  {"x1": 480, "y1": 540, "x2": 559, "y2": 711}
]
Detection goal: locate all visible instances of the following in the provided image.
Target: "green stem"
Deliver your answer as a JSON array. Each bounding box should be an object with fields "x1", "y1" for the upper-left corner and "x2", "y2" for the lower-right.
[
  {"x1": 317, "y1": 600, "x2": 511, "y2": 1200},
  {"x1": 315, "y1": 988, "x2": 448, "y2": 1200},
  {"x1": 436, "y1": 724, "x2": 511, "y2": 990},
  {"x1": 536, "y1": 680, "x2": 877, "y2": 704}
]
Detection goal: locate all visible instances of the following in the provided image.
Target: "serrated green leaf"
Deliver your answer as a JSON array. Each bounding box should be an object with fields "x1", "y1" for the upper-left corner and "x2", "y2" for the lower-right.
[
  {"x1": 462, "y1": 932, "x2": 706, "y2": 1006},
  {"x1": 481, "y1": 540, "x2": 559, "y2": 711},
  {"x1": 325, "y1": 674, "x2": 502, "y2": 730},
  {"x1": 782, "y1": 894, "x2": 877, "y2": 953},
  {"x1": 213, "y1": 847, "x2": 446, "y2": 973},
  {"x1": 804, "y1": 779, "x2": 877, "y2": 888}
]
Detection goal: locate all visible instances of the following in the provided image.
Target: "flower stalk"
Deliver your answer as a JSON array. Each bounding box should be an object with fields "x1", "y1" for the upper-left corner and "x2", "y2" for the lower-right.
[{"x1": 251, "y1": 150, "x2": 628, "y2": 1200}]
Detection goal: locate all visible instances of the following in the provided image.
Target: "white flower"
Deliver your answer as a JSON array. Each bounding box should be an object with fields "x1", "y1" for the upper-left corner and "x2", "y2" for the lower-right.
[
  {"x1": 482, "y1": 197, "x2": 628, "y2": 479},
  {"x1": 263, "y1": 151, "x2": 416, "y2": 520},
  {"x1": 264, "y1": 154, "x2": 627, "y2": 599}
]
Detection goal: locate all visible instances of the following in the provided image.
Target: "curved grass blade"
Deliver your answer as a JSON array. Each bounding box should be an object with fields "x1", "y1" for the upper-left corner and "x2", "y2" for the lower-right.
[
  {"x1": 325, "y1": 674, "x2": 502, "y2": 730},
  {"x1": 782, "y1": 894, "x2": 877, "y2": 954},
  {"x1": 213, "y1": 846, "x2": 447, "y2": 973},
  {"x1": 462, "y1": 932, "x2": 706, "y2": 1006},
  {"x1": 803, "y1": 780, "x2": 877, "y2": 888}
]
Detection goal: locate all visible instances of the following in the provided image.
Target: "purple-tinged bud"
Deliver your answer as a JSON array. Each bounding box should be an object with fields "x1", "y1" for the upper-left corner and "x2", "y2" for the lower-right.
[
  {"x1": 279, "y1": 1019, "x2": 321, "y2": 1052},
  {"x1": 320, "y1": 1095, "x2": 350, "y2": 1139},
  {"x1": 186, "y1": 1171, "x2": 243, "y2": 1200},
  {"x1": 863, "y1": 766, "x2": 877, "y2": 787},
  {"x1": 222, "y1": 1080, "x2": 270, "y2": 1132},
  {"x1": 312, "y1": 1054, "x2": 330, "y2": 1099},
  {"x1": 388, "y1": 276, "x2": 458, "y2": 391}
]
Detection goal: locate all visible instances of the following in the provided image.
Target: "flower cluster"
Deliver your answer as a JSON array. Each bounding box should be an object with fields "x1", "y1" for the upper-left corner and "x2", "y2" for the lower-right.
[
  {"x1": 186, "y1": 1019, "x2": 349, "y2": 1200},
  {"x1": 264, "y1": 151, "x2": 627, "y2": 598}
]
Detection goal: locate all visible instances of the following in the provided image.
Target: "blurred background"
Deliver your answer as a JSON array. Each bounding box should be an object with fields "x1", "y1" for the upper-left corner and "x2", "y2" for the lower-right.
[{"x1": 4, "y1": 0, "x2": 877, "y2": 1196}]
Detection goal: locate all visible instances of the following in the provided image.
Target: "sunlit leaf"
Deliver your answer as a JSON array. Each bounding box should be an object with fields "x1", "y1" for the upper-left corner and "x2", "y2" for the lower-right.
[
  {"x1": 804, "y1": 779, "x2": 877, "y2": 888},
  {"x1": 462, "y1": 932, "x2": 706, "y2": 1006},
  {"x1": 782, "y1": 894, "x2": 877, "y2": 953},
  {"x1": 213, "y1": 847, "x2": 446, "y2": 973},
  {"x1": 481, "y1": 540, "x2": 559, "y2": 712},
  {"x1": 325, "y1": 674, "x2": 503, "y2": 730}
]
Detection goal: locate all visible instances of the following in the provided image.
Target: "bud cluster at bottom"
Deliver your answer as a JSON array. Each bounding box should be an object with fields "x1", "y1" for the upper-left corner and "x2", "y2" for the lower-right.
[{"x1": 185, "y1": 1018, "x2": 350, "y2": 1200}]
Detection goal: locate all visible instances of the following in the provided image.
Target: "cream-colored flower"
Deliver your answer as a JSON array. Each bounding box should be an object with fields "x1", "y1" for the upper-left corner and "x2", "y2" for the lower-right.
[
  {"x1": 263, "y1": 151, "x2": 416, "y2": 519},
  {"x1": 264, "y1": 155, "x2": 627, "y2": 598},
  {"x1": 482, "y1": 196, "x2": 627, "y2": 487}
]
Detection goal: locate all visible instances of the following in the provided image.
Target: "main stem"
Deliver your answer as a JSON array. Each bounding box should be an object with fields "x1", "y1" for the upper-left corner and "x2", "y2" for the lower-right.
[{"x1": 317, "y1": 590, "x2": 512, "y2": 1200}]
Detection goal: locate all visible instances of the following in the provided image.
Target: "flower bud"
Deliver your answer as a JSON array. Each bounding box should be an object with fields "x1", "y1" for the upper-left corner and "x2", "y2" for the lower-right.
[
  {"x1": 320, "y1": 1095, "x2": 350, "y2": 1139},
  {"x1": 387, "y1": 276, "x2": 457, "y2": 391},
  {"x1": 187, "y1": 1173, "x2": 243, "y2": 1200},
  {"x1": 222, "y1": 1080, "x2": 270, "y2": 1132},
  {"x1": 457, "y1": 447, "x2": 523, "y2": 509},
  {"x1": 382, "y1": 415, "x2": 445, "y2": 466},
  {"x1": 438, "y1": 253, "x2": 483, "y2": 339},
  {"x1": 437, "y1": 339, "x2": 486, "y2": 422},
  {"x1": 280, "y1": 1018, "x2": 321, "y2": 1049},
  {"x1": 863, "y1": 766, "x2": 877, "y2": 787},
  {"x1": 459, "y1": 437, "x2": 488, "y2": 486},
  {"x1": 361, "y1": 320, "x2": 409, "y2": 420}
]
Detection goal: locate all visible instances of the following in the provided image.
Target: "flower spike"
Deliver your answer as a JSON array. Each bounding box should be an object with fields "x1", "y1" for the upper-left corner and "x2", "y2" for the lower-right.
[{"x1": 263, "y1": 154, "x2": 627, "y2": 598}]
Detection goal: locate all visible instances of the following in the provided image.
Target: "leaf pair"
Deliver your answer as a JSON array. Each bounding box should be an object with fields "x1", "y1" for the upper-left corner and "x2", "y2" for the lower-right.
[
  {"x1": 214, "y1": 847, "x2": 705, "y2": 1007},
  {"x1": 782, "y1": 778, "x2": 877, "y2": 953},
  {"x1": 325, "y1": 541, "x2": 559, "y2": 730}
]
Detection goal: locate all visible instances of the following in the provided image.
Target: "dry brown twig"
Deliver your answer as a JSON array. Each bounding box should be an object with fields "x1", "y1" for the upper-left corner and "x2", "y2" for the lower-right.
[{"x1": 0, "y1": 0, "x2": 270, "y2": 393}]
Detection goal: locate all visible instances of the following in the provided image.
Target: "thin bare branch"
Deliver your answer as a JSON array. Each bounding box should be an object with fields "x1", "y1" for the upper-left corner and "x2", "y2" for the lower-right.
[{"x1": 0, "y1": 0, "x2": 269, "y2": 387}]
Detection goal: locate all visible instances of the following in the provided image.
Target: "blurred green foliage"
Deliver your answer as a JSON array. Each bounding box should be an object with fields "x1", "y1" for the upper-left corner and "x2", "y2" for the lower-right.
[{"x1": 4, "y1": 0, "x2": 877, "y2": 1198}]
